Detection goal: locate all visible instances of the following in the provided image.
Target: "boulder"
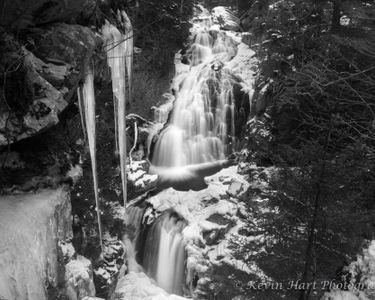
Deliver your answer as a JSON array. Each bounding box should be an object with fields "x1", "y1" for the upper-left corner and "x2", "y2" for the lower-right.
[
  {"x1": 0, "y1": 0, "x2": 96, "y2": 30},
  {"x1": 0, "y1": 23, "x2": 99, "y2": 146},
  {"x1": 31, "y1": 23, "x2": 99, "y2": 71}
]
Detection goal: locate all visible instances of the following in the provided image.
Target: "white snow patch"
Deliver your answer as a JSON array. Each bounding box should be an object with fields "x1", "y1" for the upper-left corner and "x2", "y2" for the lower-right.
[{"x1": 114, "y1": 272, "x2": 188, "y2": 300}]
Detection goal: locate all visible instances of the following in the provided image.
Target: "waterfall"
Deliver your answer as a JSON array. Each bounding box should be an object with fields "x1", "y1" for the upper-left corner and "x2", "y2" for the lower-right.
[
  {"x1": 125, "y1": 205, "x2": 144, "y2": 251},
  {"x1": 117, "y1": 5, "x2": 248, "y2": 298},
  {"x1": 142, "y1": 212, "x2": 186, "y2": 295},
  {"x1": 151, "y1": 17, "x2": 238, "y2": 167},
  {"x1": 125, "y1": 206, "x2": 187, "y2": 295},
  {"x1": 102, "y1": 11, "x2": 133, "y2": 208},
  {"x1": 77, "y1": 69, "x2": 103, "y2": 250}
]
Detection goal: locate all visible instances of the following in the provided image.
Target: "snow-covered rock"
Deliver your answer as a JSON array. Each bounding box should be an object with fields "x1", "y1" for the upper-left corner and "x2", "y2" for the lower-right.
[
  {"x1": 321, "y1": 240, "x2": 375, "y2": 300},
  {"x1": 127, "y1": 160, "x2": 157, "y2": 191},
  {"x1": 143, "y1": 166, "x2": 253, "y2": 295},
  {"x1": 93, "y1": 234, "x2": 125, "y2": 297},
  {"x1": 64, "y1": 255, "x2": 96, "y2": 300},
  {"x1": 321, "y1": 290, "x2": 368, "y2": 300},
  {"x1": 211, "y1": 6, "x2": 240, "y2": 31},
  {"x1": 112, "y1": 272, "x2": 188, "y2": 300}
]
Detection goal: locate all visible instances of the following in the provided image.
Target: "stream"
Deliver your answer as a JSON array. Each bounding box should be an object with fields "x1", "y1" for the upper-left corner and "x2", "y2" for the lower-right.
[{"x1": 114, "y1": 5, "x2": 255, "y2": 299}]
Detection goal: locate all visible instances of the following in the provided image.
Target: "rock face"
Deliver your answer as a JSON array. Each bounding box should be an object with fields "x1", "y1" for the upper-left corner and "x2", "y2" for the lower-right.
[
  {"x1": 0, "y1": 187, "x2": 99, "y2": 300},
  {"x1": 0, "y1": 0, "x2": 96, "y2": 30},
  {"x1": 0, "y1": 23, "x2": 99, "y2": 146},
  {"x1": 0, "y1": 188, "x2": 72, "y2": 300}
]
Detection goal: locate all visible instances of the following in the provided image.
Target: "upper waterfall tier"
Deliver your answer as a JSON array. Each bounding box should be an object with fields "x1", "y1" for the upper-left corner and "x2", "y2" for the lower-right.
[{"x1": 151, "y1": 7, "x2": 250, "y2": 167}]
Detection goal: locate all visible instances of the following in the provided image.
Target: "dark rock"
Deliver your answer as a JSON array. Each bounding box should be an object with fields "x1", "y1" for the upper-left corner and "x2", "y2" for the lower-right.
[
  {"x1": 31, "y1": 23, "x2": 98, "y2": 71},
  {"x1": 203, "y1": 228, "x2": 226, "y2": 245},
  {"x1": 0, "y1": 0, "x2": 96, "y2": 30},
  {"x1": 0, "y1": 23, "x2": 100, "y2": 146},
  {"x1": 206, "y1": 213, "x2": 233, "y2": 226},
  {"x1": 201, "y1": 196, "x2": 220, "y2": 205}
]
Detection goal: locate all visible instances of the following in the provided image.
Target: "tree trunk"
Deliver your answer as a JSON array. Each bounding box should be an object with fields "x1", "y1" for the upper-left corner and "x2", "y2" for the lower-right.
[
  {"x1": 299, "y1": 117, "x2": 333, "y2": 300},
  {"x1": 331, "y1": 0, "x2": 342, "y2": 32}
]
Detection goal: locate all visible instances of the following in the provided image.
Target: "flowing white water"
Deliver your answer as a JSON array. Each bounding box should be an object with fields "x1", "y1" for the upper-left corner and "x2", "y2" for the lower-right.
[
  {"x1": 142, "y1": 213, "x2": 186, "y2": 295},
  {"x1": 78, "y1": 69, "x2": 103, "y2": 250},
  {"x1": 120, "y1": 6, "x2": 248, "y2": 298},
  {"x1": 151, "y1": 12, "x2": 238, "y2": 167},
  {"x1": 125, "y1": 205, "x2": 144, "y2": 252},
  {"x1": 102, "y1": 11, "x2": 133, "y2": 208}
]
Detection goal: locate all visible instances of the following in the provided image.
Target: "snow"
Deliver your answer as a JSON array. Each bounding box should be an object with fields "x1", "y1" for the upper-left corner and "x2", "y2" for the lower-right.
[
  {"x1": 66, "y1": 164, "x2": 83, "y2": 184},
  {"x1": 143, "y1": 166, "x2": 255, "y2": 289},
  {"x1": 114, "y1": 272, "x2": 188, "y2": 300},
  {"x1": 65, "y1": 255, "x2": 96, "y2": 299},
  {"x1": 225, "y1": 43, "x2": 256, "y2": 91},
  {"x1": 127, "y1": 161, "x2": 158, "y2": 189},
  {"x1": 59, "y1": 240, "x2": 76, "y2": 261},
  {"x1": 321, "y1": 241, "x2": 375, "y2": 299},
  {"x1": 322, "y1": 290, "x2": 369, "y2": 300}
]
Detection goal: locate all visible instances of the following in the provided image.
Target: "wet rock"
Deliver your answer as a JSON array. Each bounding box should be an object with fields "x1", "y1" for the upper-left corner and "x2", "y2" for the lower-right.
[{"x1": 211, "y1": 60, "x2": 224, "y2": 71}]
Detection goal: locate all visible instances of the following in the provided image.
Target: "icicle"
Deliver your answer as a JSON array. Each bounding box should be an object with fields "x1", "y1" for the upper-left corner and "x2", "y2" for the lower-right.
[
  {"x1": 102, "y1": 11, "x2": 134, "y2": 210},
  {"x1": 77, "y1": 87, "x2": 87, "y2": 142},
  {"x1": 78, "y1": 68, "x2": 104, "y2": 251},
  {"x1": 114, "y1": 97, "x2": 119, "y2": 155},
  {"x1": 122, "y1": 10, "x2": 133, "y2": 98}
]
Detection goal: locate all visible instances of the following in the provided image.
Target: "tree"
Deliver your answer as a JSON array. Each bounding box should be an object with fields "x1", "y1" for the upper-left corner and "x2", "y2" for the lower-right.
[{"x1": 234, "y1": 0, "x2": 375, "y2": 299}]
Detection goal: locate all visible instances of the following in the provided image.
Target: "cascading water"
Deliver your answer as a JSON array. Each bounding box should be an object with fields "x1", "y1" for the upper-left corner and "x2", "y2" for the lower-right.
[
  {"x1": 125, "y1": 205, "x2": 144, "y2": 251},
  {"x1": 142, "y1": 212, "x2": 186, "y2": 295},
  {"x1": 151, "y1": 9, "x2": 239, "y2": 167},
  {"x1": 125, "y1": 206, "x2": 187, "y2": 296},
  {"x1": 122, "y1": 5, "x2": 247, "y2": 298}
]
